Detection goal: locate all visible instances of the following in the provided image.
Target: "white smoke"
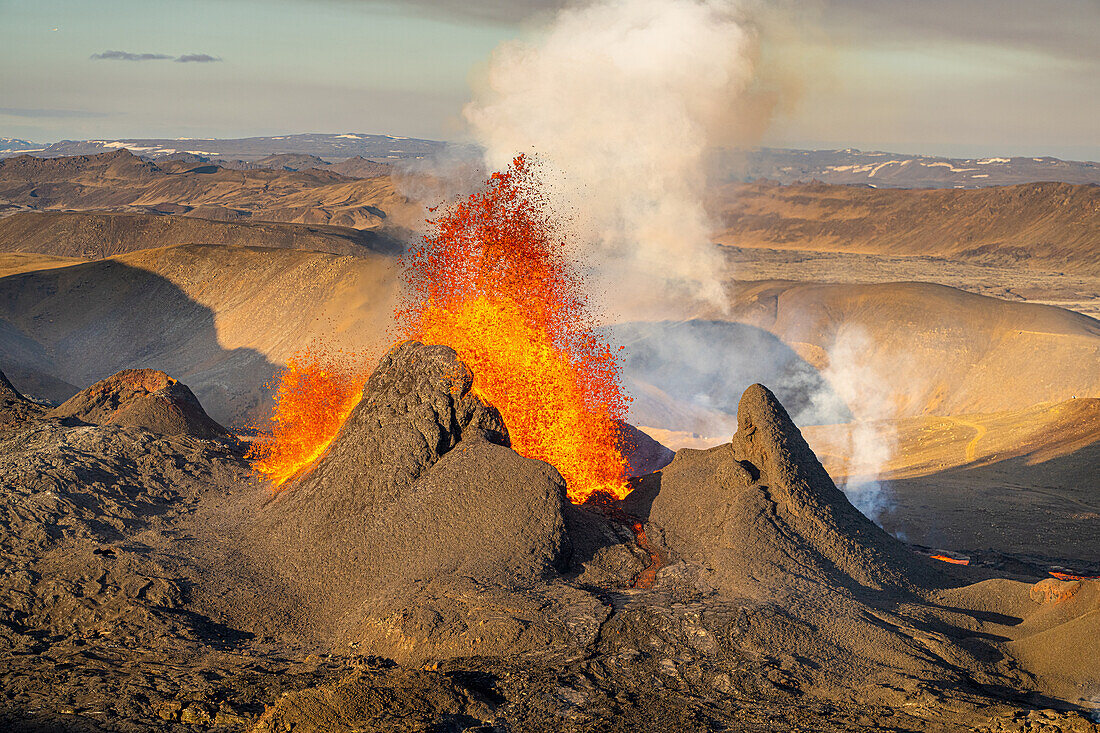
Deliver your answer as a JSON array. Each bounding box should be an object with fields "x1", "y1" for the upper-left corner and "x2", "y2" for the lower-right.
[
  {"x1": 809, "y1": 326, "x2": 898, "y2": 522},
  {"x1": 464, "y1": 0, "x2": 766, "y2": 318},
  {"x1": 440, "y1": 0, "x2": 900, "y2": 523}
]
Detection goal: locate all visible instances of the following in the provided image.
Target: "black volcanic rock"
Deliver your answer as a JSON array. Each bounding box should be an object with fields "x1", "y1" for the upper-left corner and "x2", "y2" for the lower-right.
[{"x1": 48, "y1": 369, "x2": 230, "y2": 440}]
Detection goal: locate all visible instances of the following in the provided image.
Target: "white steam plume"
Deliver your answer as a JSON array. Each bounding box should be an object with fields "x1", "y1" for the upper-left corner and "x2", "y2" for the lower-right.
[
  {"x1": 464, "y1": 0, "x2": 765, "y2": 318},
  {"x1": 811, "y1": 326, "x2": 898, "y2": 522}
]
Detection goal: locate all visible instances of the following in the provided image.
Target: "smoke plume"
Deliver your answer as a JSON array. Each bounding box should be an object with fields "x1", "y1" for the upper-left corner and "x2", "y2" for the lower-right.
[
  {"x1": 427, "y1": 0, "x2": 897, "y2": 522},
  {"x1": 463, "y1": 0, "x2": 768, "y2": 318},
  {"x1": 800, "y1": 326, "x2": 898, "y2": 521}
]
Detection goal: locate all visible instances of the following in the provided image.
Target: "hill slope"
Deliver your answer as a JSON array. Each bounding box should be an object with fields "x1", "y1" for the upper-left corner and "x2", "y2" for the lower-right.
[
  {"x1": 4, "y1": 244, "x2": 1097, "y2": 429},
  {"x1": 727, "y1": 280, "x2": 1100, "y2": 418},
  {"x1": 714, "y1": 181, "x2": 1100, "y2": 275},
  {"x1": 0, "y1": 244, "x2": 400, "y2": 425},
  {"x1": 804, "y1": 399, "x2": 1100, "y2": 564},
  {"x1": 0, "y1": 211, "x2": 402, "y2": 259},
  {"x1": 0, "y1": 149, "x2": 416, "y2": 229}
]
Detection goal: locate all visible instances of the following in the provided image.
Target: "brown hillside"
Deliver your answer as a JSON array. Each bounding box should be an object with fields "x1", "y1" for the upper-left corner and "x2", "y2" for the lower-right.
[
  {"x1": 728, "y1": 279, "x2": 1100, "y2": 417},
  {"x1": 4, "y1": 245, "x2": 1097, "y2": 429},
  {"x1": 0, "y1": 244, "x2": 401, "y2": 426},
  {"x1": 0, "y1": 149, "x2": 417, "y2": 229},
  {"x1": 323, "y1": 156, "x2": 392, "y2": 179},
  {"x1": 0, "y1": 251, "x2": 83, "y2": 277},
  {"x1": 805, "y1": 399, "x2": 1100, "y2": 564},
  {"x1": 807, "y1": 397, "x2": 1100, "y2": 483},
  {"x1": 0, "y1": 211, "x2": 401, "y2": 259},
  {"x1": 714, "y1": 181, "x2": 1100, "y2": 275}
]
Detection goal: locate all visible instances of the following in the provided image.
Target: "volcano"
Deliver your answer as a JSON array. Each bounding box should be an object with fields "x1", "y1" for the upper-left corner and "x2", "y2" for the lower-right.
[
  {"x1": 49, "y1": 368, "x2": 232, "y2": 440},
  {"x1": 1, "y1": 344, "x2": 1098, "y2": 732}
]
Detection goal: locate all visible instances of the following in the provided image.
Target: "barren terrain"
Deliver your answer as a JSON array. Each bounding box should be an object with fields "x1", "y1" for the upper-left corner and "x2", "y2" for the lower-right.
[{"x1": 0, "y1": 155, "x2": 1097, "y2": 731}]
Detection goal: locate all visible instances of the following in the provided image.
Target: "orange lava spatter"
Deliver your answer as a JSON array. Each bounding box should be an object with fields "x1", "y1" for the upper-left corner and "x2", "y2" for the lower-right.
[
  {"x1": 402, "y1": 155, "x2": 630, "y2": 503},
  {"x1": 247, "y1": 349, "x2": 367, "y2": 491}
]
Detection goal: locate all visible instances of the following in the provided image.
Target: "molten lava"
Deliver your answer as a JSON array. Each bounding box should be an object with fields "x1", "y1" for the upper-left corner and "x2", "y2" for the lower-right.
[
  {"x1": 1049, "y1": 571, "x2": 1100, "y2": 581},
  {"x1": 248, "y1": 348, "x2": 367, "y2": 490},
  {"x1": 402, "y1": 155, "x2": 630, "y2": 503},
  {"x1": 630, "y1": 521, "x2": 662, "y2": 590},
  {"x1": 930, "y1": 554, "x2": 971, "y2": 566}
]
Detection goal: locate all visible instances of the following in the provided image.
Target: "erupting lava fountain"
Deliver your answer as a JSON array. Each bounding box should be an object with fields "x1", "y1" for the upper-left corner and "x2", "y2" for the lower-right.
[{"x1": 252, "y1": 155, "x2": 632, "y2": 503}]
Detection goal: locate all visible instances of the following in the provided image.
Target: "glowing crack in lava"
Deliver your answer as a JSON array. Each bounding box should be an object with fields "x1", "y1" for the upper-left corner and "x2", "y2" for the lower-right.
[
  {"x1": 402, "y1": 155, "x2": 630, "y2": 503},
  {"x1": 248, "y1": 349, "x2": 366, "y2": 490}
]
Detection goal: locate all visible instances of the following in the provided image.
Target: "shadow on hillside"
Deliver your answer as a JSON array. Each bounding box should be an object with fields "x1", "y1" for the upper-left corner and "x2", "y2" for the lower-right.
[
  {"x1": 881, "y1": 441, "x2": 1100, "y2": 569},
  {"x1": 0, "y1": 259, "x2": 279, "y2": 430}
]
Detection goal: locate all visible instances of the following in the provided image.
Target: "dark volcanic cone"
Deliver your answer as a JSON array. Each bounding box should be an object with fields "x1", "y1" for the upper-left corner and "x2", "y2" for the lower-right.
[
  {"x1": 253, "y1": 342, "x2": 604, "y2": 662},
  {"x1": 49, "y1": 368, "x2": 230, "y2": 440},
  {"x1": 640, "y1": 382, "x2": 942, "y2": 595},
  {"x1": 620, "y1": 383, "x2": 999, "y2": 707},
  {"x1": 615, "y1": 419, "x2": 674, "y2": 477},
  {"x1": 281, "y1": 341, "x2": 510, "y2": 512}
]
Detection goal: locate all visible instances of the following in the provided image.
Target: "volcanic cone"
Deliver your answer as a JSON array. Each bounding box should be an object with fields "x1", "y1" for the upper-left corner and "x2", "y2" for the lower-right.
[
  {"x1": 49, "y1": 368, "x2": 230, "y2": 440},
  {"x1": 255, "y1": 341, "x2": 605, "y2": 662}
]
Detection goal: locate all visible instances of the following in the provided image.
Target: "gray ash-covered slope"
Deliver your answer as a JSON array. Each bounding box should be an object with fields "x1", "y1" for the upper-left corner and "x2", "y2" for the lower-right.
[
  {"x1": 48, "y1": 368, "x2": 232, "y2": 440},
  {"x1": 252, "y1": 341, "x2": 606, "y2": 662},
  {"x1": 615, "y1": 419, "x2": 674, "y2": 476},
  {"x1": 0, "y1": 366, "x2": 254, "y2": 728}
]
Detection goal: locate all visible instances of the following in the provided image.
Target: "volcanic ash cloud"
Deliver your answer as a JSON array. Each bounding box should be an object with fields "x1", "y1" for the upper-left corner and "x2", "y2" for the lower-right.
[{"x1": 464, "y1": 0, "x2": 764, "y2": 317}]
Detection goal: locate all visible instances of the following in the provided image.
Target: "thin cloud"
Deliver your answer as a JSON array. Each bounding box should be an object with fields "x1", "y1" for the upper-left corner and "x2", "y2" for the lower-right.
[
  {"x1": 350, "y1": 0, "x2": 1099, "y2": 65},
  {"x1": 91, "y1": 50, "x2": 173, "y2": 61},
  {"x1": 343, "y1": 0, "x2": 561, "y2": 24},
  {"x1": 827, "y1": 0, "x2": 1100, "y2": 66},
  {"x1": 90, "y1": 50, "x2": 222, "y2": 63},
  {"x1": 176, "y1": 54, "x2": 221, "y2": 63},
  {"x1": 0, "y1": 107, "x2": 108, "y2": 119}
]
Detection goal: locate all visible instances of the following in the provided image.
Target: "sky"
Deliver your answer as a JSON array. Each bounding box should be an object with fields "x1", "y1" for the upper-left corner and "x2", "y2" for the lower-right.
[{"x1": 0, "y1": 0, "x2": 1097, "y2": 159}]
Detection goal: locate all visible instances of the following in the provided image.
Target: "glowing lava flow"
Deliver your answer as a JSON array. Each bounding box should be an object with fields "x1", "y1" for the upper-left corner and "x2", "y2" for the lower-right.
[
  {"x1": 247, "y1": 349, "x2": 366, "y2": 490},
  {"x1": 1050, "y1": 571, "x2": 1100, "y2": 581},
  {"x1": 403, "y1": 155, "x2": 630, "y2": 503}
]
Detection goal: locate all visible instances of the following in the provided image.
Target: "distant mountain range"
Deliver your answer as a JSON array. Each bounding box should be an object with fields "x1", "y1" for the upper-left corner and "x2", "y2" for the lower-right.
[
  {"x1": 0, "y1": 133, "x2": 444, "y2": 163},
  {"x1": 0, "y1": 138, "x2": 45, "y2": 154},
  {"x1": 717, "y1": 148, "x2": 1100, "y2": 189},
  {"x1": 0, "y1": 133, "x2": 1097, "y2": 188}
]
